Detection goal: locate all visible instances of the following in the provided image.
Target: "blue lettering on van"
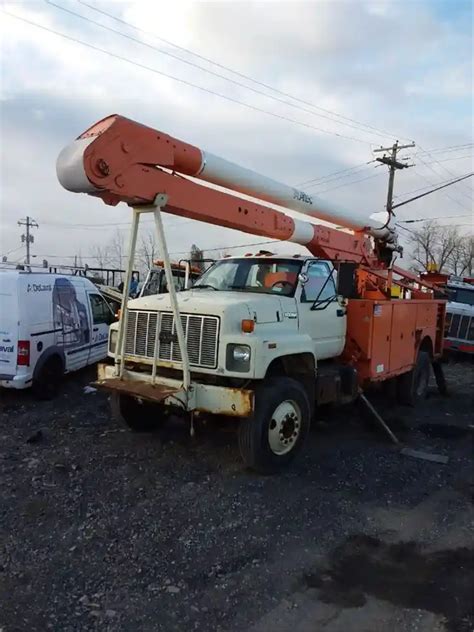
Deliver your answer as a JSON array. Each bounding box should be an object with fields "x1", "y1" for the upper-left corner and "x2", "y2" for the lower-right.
[
  {"x1": 27, "y1": 283, "x2": 52, "y2": 292},
  {"x1": 0, "y1": 345, "x2": 14, "y2": 353}
]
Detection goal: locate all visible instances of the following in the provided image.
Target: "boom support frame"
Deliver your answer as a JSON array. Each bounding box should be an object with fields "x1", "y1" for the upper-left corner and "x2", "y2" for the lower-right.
[{"x1": 114, "y1": 195, "x2": 191, "y2": 397}]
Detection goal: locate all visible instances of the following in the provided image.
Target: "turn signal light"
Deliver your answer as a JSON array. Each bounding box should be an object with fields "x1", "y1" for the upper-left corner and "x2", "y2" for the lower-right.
[{"x1": 241, "y1": 319, "x2": 255, "y2": 333}]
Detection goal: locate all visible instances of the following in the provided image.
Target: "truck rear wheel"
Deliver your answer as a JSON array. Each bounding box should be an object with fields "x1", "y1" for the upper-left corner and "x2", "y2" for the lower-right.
[
  {"x1": 238, "y1": 377, "x2": 310, "y2": 474},
  {"x1": 397, "y1": 351, "x2": 430, "y2": 406},
  {"x1": 111, "y1": 392, "x2": 165, "y2": 432}
]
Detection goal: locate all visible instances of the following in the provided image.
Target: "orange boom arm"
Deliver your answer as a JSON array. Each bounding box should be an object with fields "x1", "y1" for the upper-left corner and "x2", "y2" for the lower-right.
[{"x1": 57, "y1": 114, "x2": 393, "y2": 267}]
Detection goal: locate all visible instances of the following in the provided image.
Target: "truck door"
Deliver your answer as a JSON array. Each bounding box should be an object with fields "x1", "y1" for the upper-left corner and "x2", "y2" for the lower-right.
[
  {"x1": 87, "y1": 292, "x2": 114, "y2": 364},
  {"x1": 296, "y1": 260, "x2": 346, "y2": 360}
]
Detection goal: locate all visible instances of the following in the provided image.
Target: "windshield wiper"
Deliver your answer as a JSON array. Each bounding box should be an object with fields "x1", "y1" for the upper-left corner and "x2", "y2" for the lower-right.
[{"x1": 193, "y1": 284, "x2": 218, "y2": 290}]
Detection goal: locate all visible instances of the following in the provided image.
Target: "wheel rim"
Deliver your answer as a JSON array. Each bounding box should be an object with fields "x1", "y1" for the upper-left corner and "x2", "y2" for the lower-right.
[{"x1": 268, "y1": 400, "x2": 302, "y2": 455}]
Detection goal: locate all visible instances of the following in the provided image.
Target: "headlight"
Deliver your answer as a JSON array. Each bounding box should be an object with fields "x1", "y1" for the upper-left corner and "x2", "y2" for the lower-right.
[
  {"x1": 233, "y1": 346, "x2": 251, "y2": 362},
  {"x1": 226, "y1": 344, "x2": 251, "y2": 372},
  {"x1": 109, "y1": 329, "x2": 118, "y2": 354}
]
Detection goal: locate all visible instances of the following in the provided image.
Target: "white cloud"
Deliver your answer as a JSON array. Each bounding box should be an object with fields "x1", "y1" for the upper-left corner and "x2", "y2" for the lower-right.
[{"x1": 0, "y1": 0, "x2": 472, "y2": 267}]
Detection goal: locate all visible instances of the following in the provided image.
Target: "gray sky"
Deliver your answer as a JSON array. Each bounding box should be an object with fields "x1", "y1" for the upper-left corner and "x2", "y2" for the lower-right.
[{"x1": 1, "y1": 0, "x2": 472, "y2": 268}]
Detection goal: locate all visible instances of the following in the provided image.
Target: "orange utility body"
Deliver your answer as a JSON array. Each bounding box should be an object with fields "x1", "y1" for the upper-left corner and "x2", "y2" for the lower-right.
[
  {"x1": 64, "y1": 114, "x2": 445, "y2": 384},
  {"x1": 152, "y1": 259, "x2": 202, "y2": 275}
]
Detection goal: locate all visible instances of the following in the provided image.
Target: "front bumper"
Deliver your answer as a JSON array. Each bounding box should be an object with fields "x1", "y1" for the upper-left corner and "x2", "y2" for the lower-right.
[{"x1": 96, "y1": 363, "x2": 254, "y2": 417}]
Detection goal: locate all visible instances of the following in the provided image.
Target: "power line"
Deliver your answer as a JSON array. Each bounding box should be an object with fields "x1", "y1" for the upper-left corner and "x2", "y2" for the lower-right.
[
  {"x1": 309, "y1": 169, "x2": 384, "y2": 195},
  {"x1": 46, "y1": 0, "x2": 394, "y2": 143},
  {"x1": 416, "y1": 144, "x2": 472, "y2": 202},
  {"x1": 419, "y1": 154, "x2": 472, "y2": 165},
  {"x1": 0, "y1": 245, "x2": 24, "y2": 259},
  {"x1": 396, "y1": 223, "x2": 473, "y2": 239},
  {"x1": 76, "y1": 0, "x2": 405, "y2": 142},
  {"x1": 295, "y1": 160, "x2": 376, "y2": 188},
  {"x1": 2, "y1": 9, "x2": 375, "y2": 146},
  {"x1": 414, "y1": 143, "x2": 473, "y2": 157},
  {"x1": 394, "y1": 172, "x2": 473, "y2": 201},
  {"x1": 413, "y1": 166, "x2": 471, "y2": 211},
  {"x1": 34, "y1": 239, "x2": 283, "y2": 261},
  {"x1": 392, "y1": 172, "x2": 473, "y2": 211},
  {"x1": 398, "y1": 214, "x2": 473, "y2": 224},
  {"x1": 40, "y1": 217, "x2": 194, "y2": 230}
]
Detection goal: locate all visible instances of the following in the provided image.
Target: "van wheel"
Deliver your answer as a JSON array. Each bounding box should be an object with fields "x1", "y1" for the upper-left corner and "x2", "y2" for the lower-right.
[
  {"x1": 110, "y1": 393, "x2": 165, "y2": 432},
  {"x1": 33, "y1": 356, "x2": 63, "y2": 400},
  {"x1": 238, "y1": 377, "x2": 310, "y2": 474},
  {"x1": 397, "y1": 351, "x2": 430, "y2": 406}
]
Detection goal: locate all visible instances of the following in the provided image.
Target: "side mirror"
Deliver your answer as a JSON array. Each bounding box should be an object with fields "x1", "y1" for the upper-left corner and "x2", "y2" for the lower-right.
[
  {"x1": 298, "y1": 272, "x2": 309, "y2": 285},
  {"x1": 336, "y1": 263, "x2": 358, "y2": 299}
]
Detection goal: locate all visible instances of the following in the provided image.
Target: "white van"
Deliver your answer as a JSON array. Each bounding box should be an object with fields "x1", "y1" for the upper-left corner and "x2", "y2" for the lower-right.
[{"x1": 0, "y1": 270, "x2": 115, "y2": 398}]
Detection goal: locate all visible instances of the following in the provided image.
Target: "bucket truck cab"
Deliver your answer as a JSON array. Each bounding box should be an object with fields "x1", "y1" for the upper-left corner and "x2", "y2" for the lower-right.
[{"x1": 101, "y1": 254, "x2": 351, "y2": 472}]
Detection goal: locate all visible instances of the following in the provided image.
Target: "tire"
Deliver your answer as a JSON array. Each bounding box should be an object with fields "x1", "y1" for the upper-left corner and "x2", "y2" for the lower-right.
[
  {"x1": 32, "y1": 355, "x2": 63, "y2": 400},
  {"x1": 110, "y1": 392, "x2": 166, "y2": 432},
  {"x1": 397, "y1": 351, "x2": 430, "y2": 406},
  {"x1": 238, "y1": 377, "x2": 311, "y2": 474}
]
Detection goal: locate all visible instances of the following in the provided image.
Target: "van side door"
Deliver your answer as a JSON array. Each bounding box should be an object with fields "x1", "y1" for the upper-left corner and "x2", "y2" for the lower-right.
[
  {"x1": 54, "y1": 278, "x2": 91, "y2": 372},
  {"x1": 87, "y1": 292, "x2": 114, "y2": 364}
]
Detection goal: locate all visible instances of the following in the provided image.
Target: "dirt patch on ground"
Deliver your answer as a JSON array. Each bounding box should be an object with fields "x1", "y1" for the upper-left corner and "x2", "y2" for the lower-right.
[
  {"x1": 1, "y1": 361, "x2": 473, "y2": 631},
  {"x1": 304, "y1": 534, "x2": 474, "y2": 631}
]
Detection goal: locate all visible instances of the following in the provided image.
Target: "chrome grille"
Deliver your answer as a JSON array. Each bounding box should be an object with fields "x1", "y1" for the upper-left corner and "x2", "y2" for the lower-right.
[{"x1": 124, "y1": 310, "x2": 219, "y2": 368}]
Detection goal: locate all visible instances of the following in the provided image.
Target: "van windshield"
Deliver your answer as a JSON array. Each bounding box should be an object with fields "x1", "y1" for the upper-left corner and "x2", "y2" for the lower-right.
[{"x1": 193, "y1": 258, "x2": 303, "y2": 296}]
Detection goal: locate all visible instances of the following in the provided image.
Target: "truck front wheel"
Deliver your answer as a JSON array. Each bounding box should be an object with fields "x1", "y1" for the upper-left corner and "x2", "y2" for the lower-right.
[
  {"x1": 110, "y1": 392, "x2": 165, "y2": 432},
  {"x1": 238, "y1": 377, "x2": 310, "y2": 474}
]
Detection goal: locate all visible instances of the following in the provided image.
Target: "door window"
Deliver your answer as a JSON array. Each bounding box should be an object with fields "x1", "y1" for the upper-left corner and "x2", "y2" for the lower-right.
[
  {"x1": 302, "y1": 261, "x2": 336, "y2": 303},
  {"x1": 89, "y1": 294, "x2": 114, "y2": 324}
]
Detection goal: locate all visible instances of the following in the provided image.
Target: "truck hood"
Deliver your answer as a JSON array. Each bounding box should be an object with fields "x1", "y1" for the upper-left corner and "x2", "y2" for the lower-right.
[{"x1": 127, "y1": 290, "x2": 293, "y2": 324}]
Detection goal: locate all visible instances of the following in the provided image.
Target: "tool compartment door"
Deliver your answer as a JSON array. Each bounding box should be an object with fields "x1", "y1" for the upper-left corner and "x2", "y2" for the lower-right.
[
  {"x1": 389, "y1": 302, "x2": 416, "y2": 372},
  {"x1": 369, "y1": 302, "x2": 392, "y2": 377}
]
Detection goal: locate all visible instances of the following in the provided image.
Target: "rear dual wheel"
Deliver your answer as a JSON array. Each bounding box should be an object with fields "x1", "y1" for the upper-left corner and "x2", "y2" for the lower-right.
[
  {"x1": 397, "y1": 351, "x2": 430, "y2": 406},
  {"x1": 238, "y1": 377, "x2": 311, "y2": 474}
]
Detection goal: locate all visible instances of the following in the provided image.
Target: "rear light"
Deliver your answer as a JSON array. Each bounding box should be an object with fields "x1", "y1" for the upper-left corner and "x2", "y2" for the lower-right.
[{"x1": 17, "y1": 340, "x2": 30, "y2": 366}]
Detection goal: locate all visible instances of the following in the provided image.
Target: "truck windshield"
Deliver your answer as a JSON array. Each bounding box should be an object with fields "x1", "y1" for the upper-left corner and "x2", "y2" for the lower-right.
[
  {"x1": 448, "y1": 287, "x2": 474, "y2": 307},
  {"x1": 193, "y1": 258, "x2": 303, "y2": 296}
]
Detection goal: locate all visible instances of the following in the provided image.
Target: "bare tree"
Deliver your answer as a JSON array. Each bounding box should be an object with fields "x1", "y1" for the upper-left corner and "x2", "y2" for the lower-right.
[
  {"x1": 109, "y1": 229, "x2": 125, "y2": 269},
  {"x1": 409, "y1": 222, "x2": 467, "y2": 274},
  {"x1": 453, "y1": 234, "x2": 474, "y2": 276},
  {"x1": 89, "y1": 244, "x2": 111, "y2": 269},
  {"x1": 139, "y1": 233, "x2": 158, "y2": 271}
]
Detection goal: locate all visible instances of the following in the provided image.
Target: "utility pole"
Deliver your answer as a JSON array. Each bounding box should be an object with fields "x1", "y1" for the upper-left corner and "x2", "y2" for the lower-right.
[
  {"x1": 18, "y1": 216, "x2": 39, "y2": 265},
  {"x1": 374, "y1": 141, "x2": 415, "y2": 221}
]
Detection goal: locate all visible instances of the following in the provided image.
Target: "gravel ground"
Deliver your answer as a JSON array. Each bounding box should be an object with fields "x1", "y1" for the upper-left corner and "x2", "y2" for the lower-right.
[{"x1": 1, "y1": 360, "x2": 473, "y2": 632}]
